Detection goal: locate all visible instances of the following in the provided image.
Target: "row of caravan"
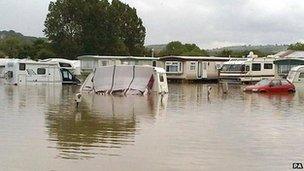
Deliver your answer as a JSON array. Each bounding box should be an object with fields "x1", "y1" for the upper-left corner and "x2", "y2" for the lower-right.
[
  {"x1": 159, "y1": 55, "x2": 304, "y2": 85},
  {"x1": 0, "y1": 58, "x2": 80, "y2": 85},
  {"x1": 1, "y1": 58, "x2": 169, "y2": 94}
]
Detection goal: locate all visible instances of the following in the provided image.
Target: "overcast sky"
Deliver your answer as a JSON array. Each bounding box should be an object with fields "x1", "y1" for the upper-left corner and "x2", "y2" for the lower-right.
[{"x1": 1, "y1": 0, "x2": 304, "y2": 49}]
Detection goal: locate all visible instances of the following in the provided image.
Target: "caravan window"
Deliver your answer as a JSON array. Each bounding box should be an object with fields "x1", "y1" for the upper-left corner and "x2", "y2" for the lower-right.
[
  {"x1": 153, "y1": 61, "x2": 157, "y2": 67},
  {"x1": 37, "y1": 68, "x2": 46, "y2": 75},
  {"x1": 59, "y1": 62, "x2": 72, "y2": 67},
  {"x1": 299, "y1": 73, "x2": 304, "y2": 78},
  {"x1": 165, "y1": 61, "x2": 182, "y2": 73},
  {"x1": 101, "y1": 61, "x2": 108, "y2": 66},
  {"x1": 264, "y1": 63, "x2": 273, "y2": 69},
  {"x1": 221, "y1": 64, "x2": 245, "y2": 72},
  {"x1": 19, "y1": 63, "x2": 26, "y2": 71},
  {"x1": 190, "y1": 62, "x2": 196, "y2": 70},
  {"x1": 159, "y1": 74, "x2": 164, "y2": 82},
  {"x1": 252, "y1": 63, "x2": 261, "y2": 71}
]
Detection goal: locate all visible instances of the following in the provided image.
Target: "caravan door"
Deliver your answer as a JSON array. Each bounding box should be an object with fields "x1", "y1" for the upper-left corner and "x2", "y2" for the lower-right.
[
  {"x1": 197, "y1": 62, "x2": 203, "y2": 79},
  {"x1": 47, "y1": 66, "x2": 57, "y2": 83},
  {"x1": 202, "y1": 62, "x2": 208, "y2": 78},
  {"x1": 18, "y1": 74, "x2": 26, "y2": 85}
]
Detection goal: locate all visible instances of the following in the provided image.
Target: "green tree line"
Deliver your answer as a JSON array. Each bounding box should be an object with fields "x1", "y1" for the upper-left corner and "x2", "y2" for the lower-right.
[
  {"x1": 157, "y1": 41, "x2": 208, "y2": 56},
  {"x1": 155, "y1": 41, "x2": 272, "y2": 57},
  {"x1": 0, "y1": 36, "x2": 55, "y2": 59}
]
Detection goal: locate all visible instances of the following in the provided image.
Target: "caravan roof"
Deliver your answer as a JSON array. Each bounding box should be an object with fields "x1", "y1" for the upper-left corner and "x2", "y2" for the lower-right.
[
  {"x1": 78, "y1": 55, "x2": 159, "y2": 61},
  {"x1": 160, "y1": 56, "x2": 230, "y2": 61},
  {"x1": 7, "y1": 59, "x2": 59, "y2": 66}
]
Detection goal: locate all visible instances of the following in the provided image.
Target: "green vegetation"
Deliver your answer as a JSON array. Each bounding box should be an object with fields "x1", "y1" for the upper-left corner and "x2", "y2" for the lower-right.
[
  {"x1": 44, "y1": 0, "x2": 146, "y2": 59},
  {"x1": 158, "y1": 41, "x2": 208, "y2": 56},
  {"x1": 0, "y1": 30, "x2": 54, "y2": 59},
  {"x1": 208, "y1": 44, "x2": 289, "y2": 57},
  {"x1": 145, "y1": 43, "x2": 289, "y2": 57},
  {"x1": 214, "y1": 49, "x2": 271, "y2": 57},
  {"x1": 288, "y1": 42, "x2": 304, "y2": 51}
]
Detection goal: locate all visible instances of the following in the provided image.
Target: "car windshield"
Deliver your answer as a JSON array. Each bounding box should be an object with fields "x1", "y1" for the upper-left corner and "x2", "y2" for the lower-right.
[
  {"x1": 221, "y1": 64, "x2": 245, "y2": 72},
  {"x1": 256, "y1": 79, "x2": 271, "y2": 86}
]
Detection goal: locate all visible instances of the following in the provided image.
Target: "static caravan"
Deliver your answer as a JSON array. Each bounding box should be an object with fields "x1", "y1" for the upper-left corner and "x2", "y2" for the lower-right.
[
  {"x1": 159, "y1": 56, "x2": 230, "y2": 81},
  {"x1": 219, "y1": 57, "x2": 275, "y2": 83},
  {"x1": 4, "y1": 59, "x2": 79, "y2": 85},
  {"x1": 78, "y1": 55, "x2": 159, "y2": 75},
  {"x1": 287, "y1": 66, "x2": 304, "y2": 85},
  {"x1": 273, "y1": 58, "x2": 304, "y2": 79}
]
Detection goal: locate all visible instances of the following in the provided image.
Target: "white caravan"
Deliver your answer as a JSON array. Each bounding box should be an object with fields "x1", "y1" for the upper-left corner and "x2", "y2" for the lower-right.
[
  {"x1": 40, "y1": 58, "x2": 81, "y2": 75},
  {"x1": 220, "y1": 57, "x2": 275, "y2": 83},
  {"x1": 287, "y1": 66, "x2": 304, "y2": 86},
  {"x1": 4, "y1": 59, "x2": 80, "y2": 85},
  {"x1": 80, "y1": 65, "x2": 168, "y2": 95}
]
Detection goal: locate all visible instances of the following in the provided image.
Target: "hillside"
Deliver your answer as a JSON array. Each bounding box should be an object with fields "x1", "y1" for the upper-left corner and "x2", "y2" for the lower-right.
[
  {"x1": 0, "y1": 30, "x2": 42, "y2": 44},
  {"x1": 146, "y1": 44, "x2": 289, "y2": 56},
  {"x1": 208, "y1": 44, "x2": 289, "y2": 55}
]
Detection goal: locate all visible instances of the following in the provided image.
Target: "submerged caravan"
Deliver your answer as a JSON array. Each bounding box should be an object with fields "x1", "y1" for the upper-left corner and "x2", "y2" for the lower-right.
[
  {"x1": 3, "y1": 59, "x2": 80, "y2": 85},
  {"x1": 80, "y1": 65, "x2": 169, "y2": 95}
]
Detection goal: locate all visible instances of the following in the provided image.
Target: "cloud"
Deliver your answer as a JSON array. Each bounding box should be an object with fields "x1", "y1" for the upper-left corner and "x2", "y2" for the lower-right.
[
  {"x1": 1, "y1": 0, "x2": 304, "y2": 48},
  {"x1": 123, "y1": 0, "x2": 304, "y2": 48}
]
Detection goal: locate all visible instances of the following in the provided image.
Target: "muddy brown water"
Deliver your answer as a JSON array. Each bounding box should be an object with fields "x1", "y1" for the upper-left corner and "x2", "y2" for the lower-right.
[{"x1": 1, "y1": 82, "x2": 304, "y2": 170}]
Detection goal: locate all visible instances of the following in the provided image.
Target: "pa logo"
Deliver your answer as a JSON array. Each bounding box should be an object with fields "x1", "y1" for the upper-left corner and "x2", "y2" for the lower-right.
[{"x1": 293, "y1": 163, "x2": 304, "y2": 169}]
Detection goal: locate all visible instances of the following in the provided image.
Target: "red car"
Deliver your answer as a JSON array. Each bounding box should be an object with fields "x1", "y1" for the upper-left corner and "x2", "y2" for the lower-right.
[{"x1": 244, "y1": 79, "x2": 296, "y2": 93}]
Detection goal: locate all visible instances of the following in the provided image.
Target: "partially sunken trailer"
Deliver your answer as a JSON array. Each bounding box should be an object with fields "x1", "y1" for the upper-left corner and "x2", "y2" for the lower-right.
[{"x1": 80, "y1": 65, "x2": 168, "y2": 95}]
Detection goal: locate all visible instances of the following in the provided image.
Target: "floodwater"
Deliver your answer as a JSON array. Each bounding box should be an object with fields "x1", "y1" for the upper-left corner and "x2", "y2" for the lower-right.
[{"x1": 1, "y1": 81, "x2": 304, "y2": 171}]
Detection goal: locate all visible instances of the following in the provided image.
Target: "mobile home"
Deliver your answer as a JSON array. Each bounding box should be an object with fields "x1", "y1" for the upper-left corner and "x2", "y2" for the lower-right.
[
  {"x1": 158, "y1": 56, "x2": 230, "y2": 81},
  {"x1": 270, "y1": 50, "x2": 304, "y2": 78},
  {"x1": 273, "y1": 59, "x2": 304, "y2": 78},
  {"x1": 4, "y1": 59, "x2": 79, "y2": 85},
  {"x1": 78, "y1": 55, "x2": 159, "y2": 75},
  {"x1": 219, "y1": 57, "x2": 275, "y2": 83}
]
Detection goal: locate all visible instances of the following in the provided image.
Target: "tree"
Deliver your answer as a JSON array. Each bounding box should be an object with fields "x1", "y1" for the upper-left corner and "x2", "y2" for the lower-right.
[
  {"x1": 109, "y1": 0, "x2": 146, "y2": 56},
  {"x1": 0, "y1": 50, "x2": 6, "y2": 58},
  {"x1": 29, "y1": 38, "x2": 56, "y2": 60},
  {"x1": 218, "y1": 49, "x2": 233, "y2": 57},
  {"x1": 160, "y1": 41, "x2": 208, "y2": 56},
  {"x1": 288, "y1": 42, "x2": 304, "y2": 51},
  {"x1": 44, "y1": 0, "x2": 146, "y2": 58},
  {"x1": 0, "y1": 37, "x2": 22, "y2": 58},
  {"x1": 36, "y1": 49, "x2": 56, "y2": 59}
]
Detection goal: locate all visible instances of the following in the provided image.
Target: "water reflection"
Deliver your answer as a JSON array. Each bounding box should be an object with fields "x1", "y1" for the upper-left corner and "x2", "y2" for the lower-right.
[{"x1": 45, "y1": 93, "x2": 168, "y2": 159}]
